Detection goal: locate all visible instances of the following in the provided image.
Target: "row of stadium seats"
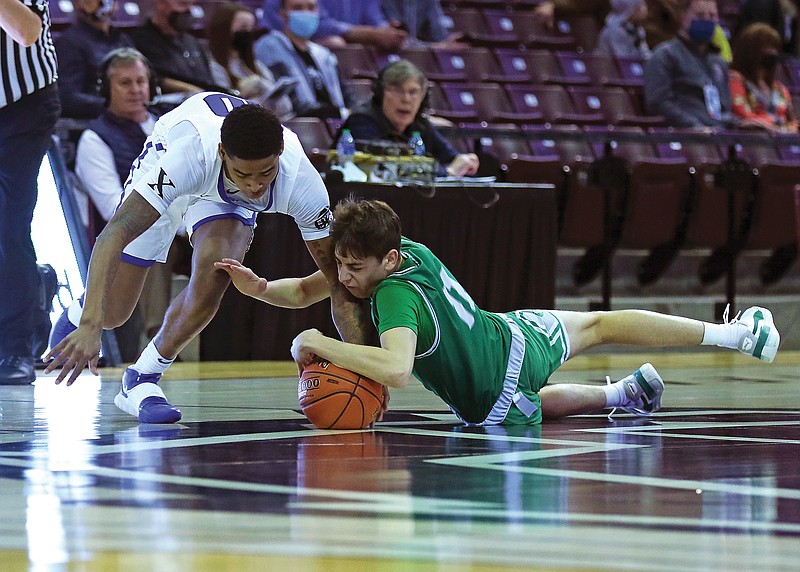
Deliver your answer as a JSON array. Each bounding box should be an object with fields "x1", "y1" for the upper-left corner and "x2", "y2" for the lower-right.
[
  {"x1": 288, "y1": 115, "x2": 800, "y2": 170},
  {"x1": 284, "y1": 112, "x2": 798, "y2": 296},
  {"x1": 336, "y1": 44, "x2": 800, "y2": 100}
]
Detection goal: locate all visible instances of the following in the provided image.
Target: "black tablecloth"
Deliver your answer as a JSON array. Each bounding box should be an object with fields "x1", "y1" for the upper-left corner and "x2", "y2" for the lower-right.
[{"x1": 201, "y1": 181, "x2": 557, "y2": 360}]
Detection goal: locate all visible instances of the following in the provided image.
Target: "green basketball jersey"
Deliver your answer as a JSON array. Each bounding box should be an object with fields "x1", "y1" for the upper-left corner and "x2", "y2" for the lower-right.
[{"x1": 371, "y1": 238, "x2": 513, "y2": 423}]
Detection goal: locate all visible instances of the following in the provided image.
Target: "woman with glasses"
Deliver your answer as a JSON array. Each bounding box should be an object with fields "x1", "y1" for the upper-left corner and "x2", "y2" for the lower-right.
[{"x1": 339, "y1": 59, "x2": 479, "y2": 177}]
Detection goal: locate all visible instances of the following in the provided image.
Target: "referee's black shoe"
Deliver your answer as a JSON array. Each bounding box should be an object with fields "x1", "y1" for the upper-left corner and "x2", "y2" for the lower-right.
[{"x1": 0, "y1": 356, "x2": 36, "y2": 385}]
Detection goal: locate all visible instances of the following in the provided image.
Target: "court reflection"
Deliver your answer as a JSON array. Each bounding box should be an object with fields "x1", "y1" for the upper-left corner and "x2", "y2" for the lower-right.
[
  {"x1": 295, "y1": 431, "x2": 408, "y2": 494},
  {"x1": 25, "y1": 377, "x2": 101, "y2": 568}
]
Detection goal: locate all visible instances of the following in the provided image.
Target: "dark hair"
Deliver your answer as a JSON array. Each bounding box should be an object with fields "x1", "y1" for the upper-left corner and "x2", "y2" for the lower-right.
[
  {"x1": 732, "y1": 22, "x2": 782, "y2": 86},
  {"x1": 331, "y1": 197, "x2": 402, "y2": 260},
  {"x1": 220, "y1": 104, "x2": 284, "y2": 159},
  {"x1": 207, "y1": 2, "x2": 257, "y2": 90}
]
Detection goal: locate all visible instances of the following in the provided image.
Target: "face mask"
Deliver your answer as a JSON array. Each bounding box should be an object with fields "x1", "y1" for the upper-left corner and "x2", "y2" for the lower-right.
[
  {"x1": 287, "y1": 11, "x2": 320, "y2": 39},
  {"x1": 761, "y1": 53, "x2": 779, "y2": 73},
  {"x1": 168, "y1": 10, "x2": 194, "y2": 33},
  {"x1": 231, "y1": 30, "x2": 253, "y2": 55},
  {"x1": 688, "y1": 18, "x2": 715, "y2": 43}
]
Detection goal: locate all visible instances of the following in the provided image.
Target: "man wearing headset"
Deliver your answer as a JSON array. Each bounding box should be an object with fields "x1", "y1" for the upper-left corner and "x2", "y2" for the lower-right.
[
  {"x1": 75, "y1": 49, "x2": 160, "y2": 232},
  {"x1": 339, "y1": 59, "x2": 479, "y2": 178}
]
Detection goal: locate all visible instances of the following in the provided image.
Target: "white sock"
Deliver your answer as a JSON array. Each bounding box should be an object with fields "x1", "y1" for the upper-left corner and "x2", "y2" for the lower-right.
[
  {"x1": 132, "y1": 340, "x2": 174, "y2": 375},
  {"x1": 701, "y1": 322, "x2": 743, "y2": 349},
  {"x1": 603, "y1": 378, "x2": 629, "y2": 408}
]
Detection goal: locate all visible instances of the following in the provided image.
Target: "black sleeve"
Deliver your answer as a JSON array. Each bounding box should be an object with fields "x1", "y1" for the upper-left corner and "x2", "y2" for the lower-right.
[
  {"x1": 424, "y1": 124, "x2": 458, "y2": 165},
  {"x1": 54, "y1": 36, "x2": 104, "y2": 119},
  {"x1": 343, "y1": 113, "x2": 384, "y2": 141}
]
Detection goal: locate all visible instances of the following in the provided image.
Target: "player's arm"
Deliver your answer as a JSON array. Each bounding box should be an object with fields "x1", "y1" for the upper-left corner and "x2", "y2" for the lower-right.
[
  {"x1": 291, "y1": 326, "x2": 417, "y2": 388},
  {"x1": 0, "y1": 0, "x2": 42, "y2": 46},
  {"x1": 214, "y1": 258, "x2": 329, "y2": 308},
  {"x1": 44, "y1": 193, "x2": 160, "y2": 384},
  {"x1": 305, "y1": 236, "x2": 373, "y2": 344}
]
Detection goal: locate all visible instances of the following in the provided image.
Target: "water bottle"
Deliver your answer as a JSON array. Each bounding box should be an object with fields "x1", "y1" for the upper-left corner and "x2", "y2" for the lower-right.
[
  {"x1": 409, "y1": 131, "x2": 426, "y2": 156},
  {"x1": 336, "y1": 129, "x2": 356, "y2": 165}
]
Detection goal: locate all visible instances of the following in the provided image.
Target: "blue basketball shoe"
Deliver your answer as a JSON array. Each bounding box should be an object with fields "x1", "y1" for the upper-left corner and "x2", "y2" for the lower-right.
[{"x1": 114, "y1": 367, "x2": 182, "y2": 424}]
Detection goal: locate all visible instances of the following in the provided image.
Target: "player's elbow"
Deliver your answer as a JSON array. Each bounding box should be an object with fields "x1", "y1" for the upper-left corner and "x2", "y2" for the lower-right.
[
  {"x1": 383, "y1": 373, "x2": 409, "y2": 389},
  {"x1": 383, "y1": 363, "x2": 412, "y2": 389},
  {"x1": 18, "y1": 21, "x2": 43, "y2": 47}
]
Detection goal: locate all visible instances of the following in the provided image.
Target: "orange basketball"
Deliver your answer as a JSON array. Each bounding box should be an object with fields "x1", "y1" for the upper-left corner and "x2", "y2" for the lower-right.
[{"x1": 298, "y1": 360, "x2": 384, "y2": 429}]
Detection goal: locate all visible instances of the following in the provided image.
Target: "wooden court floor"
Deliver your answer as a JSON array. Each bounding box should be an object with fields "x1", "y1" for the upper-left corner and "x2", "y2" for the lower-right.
[{"x1": 1, "y1": 351, "x2": 799, "y2": 571}]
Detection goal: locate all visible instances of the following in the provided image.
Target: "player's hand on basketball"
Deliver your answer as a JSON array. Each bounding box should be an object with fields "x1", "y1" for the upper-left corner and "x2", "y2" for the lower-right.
[
  {"x1": 43, "y1": 326, "x2": 101, "y2": 385},
  {"x1": 214, "y1": 258, "x2": 267, "y2": 299},
  {"x1": 291, "y1": 328, "x2": 323, "y2": 374}
]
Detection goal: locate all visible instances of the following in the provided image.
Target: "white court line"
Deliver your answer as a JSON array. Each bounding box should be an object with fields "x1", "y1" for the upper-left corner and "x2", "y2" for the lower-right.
[
  {"x1": 428, "y1": 456, "x2": 800, "y2": 500},
  {"x1": 2, "y1": 452, "x2": 799, "y2": 538}
]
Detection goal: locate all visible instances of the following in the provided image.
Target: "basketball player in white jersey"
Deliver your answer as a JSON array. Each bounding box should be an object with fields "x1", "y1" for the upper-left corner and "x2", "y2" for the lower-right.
[{"x1": 45, "y1": 92, "x2": 367, "y2": 423}]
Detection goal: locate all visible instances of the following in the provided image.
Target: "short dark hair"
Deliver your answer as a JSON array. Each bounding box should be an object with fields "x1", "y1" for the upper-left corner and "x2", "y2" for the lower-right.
[
  {"x1": 332, "y1": 197, "x2": 401, "y2": 260},
  {"x1": 220, "y1": 104, "x2": 284, "y2": 160}
]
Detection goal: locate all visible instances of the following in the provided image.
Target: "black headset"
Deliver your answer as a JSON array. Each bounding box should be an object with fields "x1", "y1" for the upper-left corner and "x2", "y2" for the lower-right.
[
  {"x1": 371, "y1": 59, "x2": 430, "y2": 113},
  {"x1": 97, "y1": 48, "x2": 160, "y2": 105}
]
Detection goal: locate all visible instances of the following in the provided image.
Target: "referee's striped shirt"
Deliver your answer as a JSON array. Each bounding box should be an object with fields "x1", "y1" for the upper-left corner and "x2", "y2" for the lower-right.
[{"x1": 0, "y1": 0, "x2": 58, "y2": 109}]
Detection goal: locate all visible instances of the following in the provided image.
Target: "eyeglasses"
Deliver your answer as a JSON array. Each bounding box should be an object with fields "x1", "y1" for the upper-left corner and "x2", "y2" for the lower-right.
[{"x1": 384, "y1": 85, "x2": 425, "y2": 100}]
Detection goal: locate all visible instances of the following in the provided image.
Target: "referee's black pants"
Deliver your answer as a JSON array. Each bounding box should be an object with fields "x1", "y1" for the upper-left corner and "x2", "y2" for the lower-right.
[{"x1": 0, "y1": 84, "x2": 60, "y2": 358}]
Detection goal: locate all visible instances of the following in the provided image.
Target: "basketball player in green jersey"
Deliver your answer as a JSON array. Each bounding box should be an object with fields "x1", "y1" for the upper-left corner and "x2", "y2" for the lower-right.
[{"x1": 216, "y1": 198, "x2": 781, "y2": 425}]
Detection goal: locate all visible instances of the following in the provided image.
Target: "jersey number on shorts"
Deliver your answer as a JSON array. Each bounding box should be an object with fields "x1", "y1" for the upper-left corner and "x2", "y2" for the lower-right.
[
  {"x1": 203, "y1": 93, "x2": 248, "y2": 117},
  {"x1": 440, "y1": 267, "x2": 476, "y2": 329}
]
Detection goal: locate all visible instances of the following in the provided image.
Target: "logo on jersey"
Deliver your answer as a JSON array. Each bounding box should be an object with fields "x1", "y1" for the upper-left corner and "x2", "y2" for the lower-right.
[
  {"x1": 314, "y1": 207, "x2": 333, "y2": 230},
  {"x1": 148, "y1": 168, "x2": 175, "y2": 198}
]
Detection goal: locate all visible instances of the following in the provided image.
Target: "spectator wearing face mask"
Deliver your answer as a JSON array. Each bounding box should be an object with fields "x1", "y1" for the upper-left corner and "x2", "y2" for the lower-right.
[
  {"x1": 131, "y1": 0, "x2": 215, "y2": 93},
  {"x1": 730, "y1": 22, "x2": 797, "y2": 132},
  {"x1": 260, "y1": 0, "x2": 407, "y2": 51},
  {"x1": 644, "y1": 0, "x2": 733, "y2": 129},
  {"x1": 54, "y1": 0, "x2": 135, "y2": 119},
  {"x1": 595, "y1": 0, "x2": 652, "y2": 59},
  {"x1": 207, "y1": 2, "x2": 294, "y2": 120},
  {"x1": 254, "y1": 0, "x2": 350, "y2": 119}
]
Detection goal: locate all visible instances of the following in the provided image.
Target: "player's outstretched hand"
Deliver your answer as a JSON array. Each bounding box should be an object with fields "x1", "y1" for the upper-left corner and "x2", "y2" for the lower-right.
[
  {"x1": 43, "y1": 326, "x2": 101, "y2": 385},
  {"x1": 214, "y1": 258, "x2": 267, "y2": 299}
]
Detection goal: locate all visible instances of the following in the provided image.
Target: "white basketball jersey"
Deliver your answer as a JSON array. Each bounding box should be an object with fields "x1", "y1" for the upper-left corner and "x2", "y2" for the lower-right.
[{"x1": 126, "y1": 92, "x2": 332, "y2": 240}]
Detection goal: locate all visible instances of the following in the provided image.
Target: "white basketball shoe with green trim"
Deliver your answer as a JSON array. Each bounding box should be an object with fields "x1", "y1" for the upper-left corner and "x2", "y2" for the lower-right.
[{"x1": 732, "y1": 306, "x2": 780, "y2": 363}]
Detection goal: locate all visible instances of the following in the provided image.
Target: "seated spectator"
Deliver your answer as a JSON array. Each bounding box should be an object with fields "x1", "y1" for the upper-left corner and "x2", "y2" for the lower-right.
[
  {"x1": 595, "y1": 0, "x2": 652, "y2": 58},
  {"x1": 730, "y1": 23, "x2": 797, "y2": 132},
  {"x1": 131, "y1": 0, "x2": 216, "y2": 93},
  {"x1": 73, "y1": 49, "x2": 162, "y2": 359},
  {"x1": 260, "y1": 0, "x2": 407, "y2": 51},
  {"x1": 644, "y1": 0, "x2": 734, "y2": 129},
  {"x1": 54, "y1": 0, "x2": 134, "y2": 119},
  {"x1": 254, "y1": 0, "x2": 350, "y2": 119},
  {"x1": 534, "y1": 0, "x2": 683, "y2": 49},
  {"x1": 380, "y1": 0, "x2": 459, "y2": 46},
  {"x1": 340, "y1": 60, "x2": 479, "y2": 177},
  {"x1": 207, "y1": 2, "x2": 294, "y2": 120}
]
